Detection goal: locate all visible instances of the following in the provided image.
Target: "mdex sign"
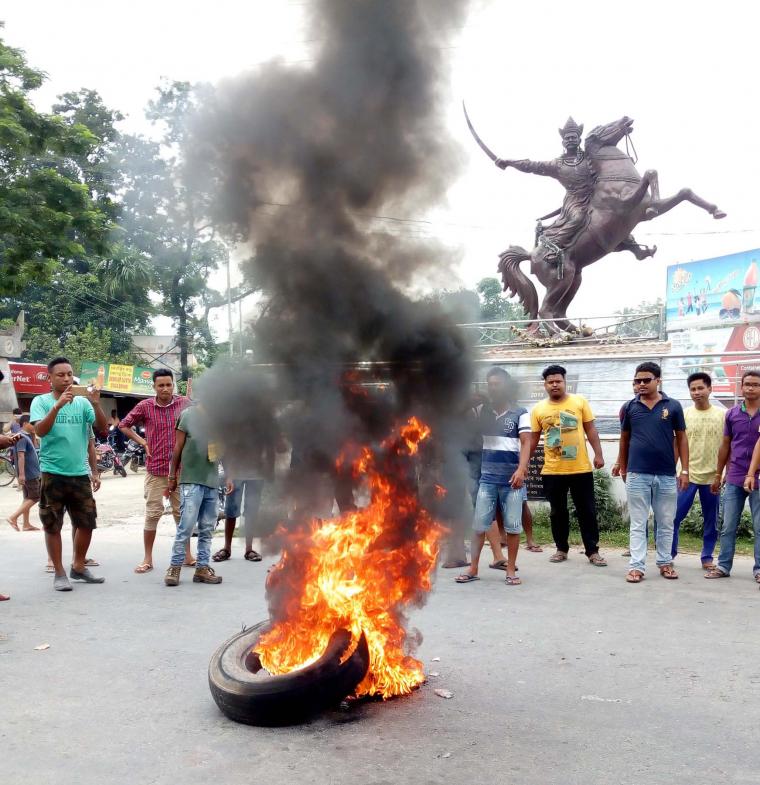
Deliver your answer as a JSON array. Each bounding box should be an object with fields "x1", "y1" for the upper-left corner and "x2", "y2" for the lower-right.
[{"x1": 9, "y1": 362, "x2": 49, "y2": 395}]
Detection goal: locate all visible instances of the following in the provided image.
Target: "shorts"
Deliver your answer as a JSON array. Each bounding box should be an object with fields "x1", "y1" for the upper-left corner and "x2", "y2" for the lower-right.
[
  {"x1": 224, "y1": 479, "x2": 264, "y2": 519},
  {"x1": 22, "y1": 477, "x2": 41, "y2": 502},
  {"x1": 472, "y1": 481, "x2": 523, "y2": 535},
  {"x1": 39, "y1": 473, "x2": 97, "y2": 534},
  {"x1": 144, "y1": 473, "x2": 181, "y2": 530}
]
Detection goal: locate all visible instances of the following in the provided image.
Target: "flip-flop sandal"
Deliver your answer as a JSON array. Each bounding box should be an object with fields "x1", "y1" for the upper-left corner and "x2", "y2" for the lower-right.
[
  {"x1": 489, "y1": 559, "x2": 507, "y2": 570},
  {"x1": 524, "y1": 544, "x2": 543, "y2": 552},
  {"x1": 6, "y1": 518, "x2": 19, "y2": 531},
  {"x1": 659, "y1": 565, "x2": 679, "y2": 579},
  {"x1": 704, "y1": 569, "x2": 729, "y2": 579},
  {"x1": 212, "y1": 549, "x2": 231, "y2": 562},
  {"x1": 626, "y1": 570, "x2": 644, "y2": 583},
  {"x1": 183, "y1": 560, "x2": 197, "y2": 567},
  {"x1": 134, "y1": 563, "x2": 153, "y2": 574},
  {"x1": 702, "y1": 563, "x2": 715, "y2": 570},
  {"x1": 0, "y1": 594, "x2": 10, "y2": 601},
  {"x1": 455, "y1": 574, "x2": 480, "y2": 584},
  {"x1": 85, "y1": 558, "x2": 100, "y2": 567},
  {"x1": 549, "y1": 552, "x2": 568, "y2": 563},
  {"x1": 442, "y1": 559, "x2": 470, "y2": 569},
  {"x1": 755, "y1": 574, "x2": 760, "y2": 584},
  {"x1": 45, "y1": 565, "x2": 55, "y2": 573},
  {"x1": 588, "y1": 554, "x2": 608, "y2": 567},
  {"x1": 504, "y1": 575, "x2": 522, "y2": 586},
  {"x1": 244, "y1": 550, "x2": 262, "y2": 562}
]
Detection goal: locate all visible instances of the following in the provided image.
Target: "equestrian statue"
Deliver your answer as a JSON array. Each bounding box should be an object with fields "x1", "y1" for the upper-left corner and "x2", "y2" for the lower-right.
[{"x1": 464, "y1": 109, "x2": 726, "y2": 333}]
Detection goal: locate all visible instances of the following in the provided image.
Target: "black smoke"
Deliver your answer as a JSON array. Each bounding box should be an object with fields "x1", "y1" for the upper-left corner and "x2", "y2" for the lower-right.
[{"x1": 195, "y1": 0, "x2": 474, "y2": 527}]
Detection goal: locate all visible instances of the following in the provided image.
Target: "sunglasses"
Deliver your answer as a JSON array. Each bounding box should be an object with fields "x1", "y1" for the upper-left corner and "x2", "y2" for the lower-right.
[{"x1": 633, "y1": 377, "x2": 656, "y2": 385}]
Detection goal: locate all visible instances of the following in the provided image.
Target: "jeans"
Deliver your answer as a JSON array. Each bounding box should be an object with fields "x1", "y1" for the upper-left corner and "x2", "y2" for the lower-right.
[
  {"x1": 473, "y1": 482, "x2": 523, "y2": 534},
  {"x1": 542, "y1": 472, "x2": 600, "y2": 556},
  {"x1": 171, "y1": 483, "x2": 217, "y2": 567},
  {"x1": 716, "y1": 483, "x2": 760, "y2": 576},
  {"x1": 672, "y1": 482, "x2": 720, "y2": 563},
  {"x1": 626, "y1": 473, "x2": 677, "y2": 573}
]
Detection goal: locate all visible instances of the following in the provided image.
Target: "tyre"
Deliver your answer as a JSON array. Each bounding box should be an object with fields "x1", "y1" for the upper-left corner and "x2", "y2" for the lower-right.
[
  {"x1": 117, "y1": 465, "x2": 127, "y2": 478},
  {"x1": 209, "y1": 621, "x2": 369, "y2": 726},
  {"x1": 0, "y1": 456, "x2": 15, "y2": 487},
  {"x1": 130, "y1": 457, "x2": 139, "y2": 473}
]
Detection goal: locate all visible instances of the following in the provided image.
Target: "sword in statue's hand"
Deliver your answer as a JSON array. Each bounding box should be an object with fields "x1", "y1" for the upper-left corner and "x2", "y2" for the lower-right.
[{"x1": 462, "y1": 102, "x2": 511, "y2": 169}]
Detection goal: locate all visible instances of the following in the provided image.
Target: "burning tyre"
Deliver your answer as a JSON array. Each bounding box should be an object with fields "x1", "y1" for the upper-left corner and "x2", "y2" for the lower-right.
[{"x1": 208, "y1": 621, "x2": 369, "y2": 726}]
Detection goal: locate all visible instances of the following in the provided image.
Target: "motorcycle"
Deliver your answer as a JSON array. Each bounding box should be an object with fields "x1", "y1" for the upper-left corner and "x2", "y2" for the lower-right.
[
  {"x1": 124, "y1": 440, "x2": 147, "y2": 473},
  {"x1": 96, "y1": 442, "x2": 127, "y2": 477}
]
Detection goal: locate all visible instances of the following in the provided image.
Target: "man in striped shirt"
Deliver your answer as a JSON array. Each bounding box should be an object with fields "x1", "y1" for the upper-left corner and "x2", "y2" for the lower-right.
[
  {"x1": 456, "y1": 367, "x2": 531, "y2": 586},
  {"x1": 119, "y1": 369, "x2": 191, "y2": 573}
]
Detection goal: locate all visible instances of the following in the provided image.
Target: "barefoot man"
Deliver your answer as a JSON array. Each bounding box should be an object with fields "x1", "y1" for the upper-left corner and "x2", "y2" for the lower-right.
[{"x1": 7, "y1": 415, "x2": 42, "y2": 532}]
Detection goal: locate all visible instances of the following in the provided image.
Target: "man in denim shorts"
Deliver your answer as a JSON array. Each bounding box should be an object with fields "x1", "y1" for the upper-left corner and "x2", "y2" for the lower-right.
[
  {"x1": 30, "y1": 357, "x2": 108, "y2": 592},
  {"x1": 456, "y1": 367, "x2": 531, "y2": 586}
]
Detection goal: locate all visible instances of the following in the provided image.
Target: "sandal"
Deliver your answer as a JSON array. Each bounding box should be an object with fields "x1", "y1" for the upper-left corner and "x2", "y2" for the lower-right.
[
  {"x1": 244, "y1": 550, "x2": 262, "y2": 562},
  {"x1": 524, "y1": 544, "x2": 543, "y2": 552},
  {"x1": 183, "y1": 559, "x2": 197, "y2": 567},
  {"x1": 549, "y1": 551, "x2": 568, "y2": 563},
  {"x1": 702, "y1": 562, "x2": 715, "y2": 570},
  {"x1": 504, "y1": 575, "x2": 522, "y2": 586},
  {"x1": 755, "y1": 573, "x2": 760, "y2": 584},
  {"x1": 588, "y1": 553, "x2": 607, "y2": 567},
  {"x1": 212, "y1": 548, "x2": 231, "y2": 562},
  {"x1": 626, "y1": 570, "x2": 644, "y2": 583},
  {"x1": 442, "y1": 559, "x2": 470, "y2": 569},
  {"x1": 659, "y1": 564, "x2": 679, "y2": 579},
  {"x1": 489, "y1": 559, "x2": 507, "y2": 570},
  {"x1": 134, "y1": 563, "x2": 153, "y2": 574},
  {"x1": 0, "y1": 593, "x2": 9, "y2": 601},
  {"x1": 704, "y1": 569, "x2": 729, "y2": 579},
  {"x1": 455, "y1": 574, "x2": 480, "y2": 584},
  {"x1": 85, "y1": 558, "x2": 100, "y2": 567}
]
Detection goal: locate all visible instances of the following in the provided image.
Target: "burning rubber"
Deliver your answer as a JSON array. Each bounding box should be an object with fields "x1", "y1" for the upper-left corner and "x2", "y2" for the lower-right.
[{"x1": 209, "y1": 621, "x2": 370, "y2": 726}]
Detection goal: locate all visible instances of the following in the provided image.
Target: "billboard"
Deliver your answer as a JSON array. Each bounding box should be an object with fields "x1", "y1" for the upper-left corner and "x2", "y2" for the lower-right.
[
  {"x1": 9, "y1": 362, "x2": 50, "y2": 395},
  {"x1": 80, "y1": 361, "x2": 156, "y2": 396},
  {"x1": 666, "y1": 249, "x2": 760, "y2": 332}
]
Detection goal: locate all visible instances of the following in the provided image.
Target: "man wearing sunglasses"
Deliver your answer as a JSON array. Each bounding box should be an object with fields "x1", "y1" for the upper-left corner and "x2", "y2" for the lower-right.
[{"x1": 613, "y1": 362, "x2": 688, "y2": 583}]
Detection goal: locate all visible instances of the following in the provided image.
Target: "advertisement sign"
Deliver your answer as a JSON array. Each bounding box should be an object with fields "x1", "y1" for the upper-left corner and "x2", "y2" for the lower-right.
[
  {"x1": 666, "y1": 248, "x2": 760, "y2": 332},
  {"x1": 9, "y1": 362, "x2": 50, "y2": 395},
  {"x1": 80, "y1": 361, "x2": 156, "y2": 396}
]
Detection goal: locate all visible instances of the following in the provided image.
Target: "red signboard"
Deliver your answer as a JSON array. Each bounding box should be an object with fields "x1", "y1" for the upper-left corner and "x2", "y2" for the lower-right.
[{"x1": 10, "y1": 362, "x2": 49, "y2": 395}]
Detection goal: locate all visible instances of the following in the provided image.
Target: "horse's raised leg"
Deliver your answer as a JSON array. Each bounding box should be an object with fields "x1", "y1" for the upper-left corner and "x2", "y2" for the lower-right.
[
  {"x1": 552, "y1": 268, "x2": 584, "y2": 331},
  {"x1": 645, "y1": 188, "x2": 726, "y2": 220}
]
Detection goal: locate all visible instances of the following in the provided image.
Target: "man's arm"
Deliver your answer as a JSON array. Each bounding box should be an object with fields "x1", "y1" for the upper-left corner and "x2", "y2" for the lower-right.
[
  {"x1": 711, "y1": 435, "x2": 731, "y2": 493},
  {"x1": 510, "y1": 432, "x2": 532, "y2": 489},
  {"x1": 34, "y1": 388, "x2": 74, "y2": 437},
  {"x1": 529, "y1": 431, "x2": 541, "y2": 456},
  {"x1": 16, "y1": 448, "x2": 25, "y2": 485},
  {"x1": 88, "y1": 439, "x2": 101, "y2": 492},
  {"x1": 613, "y1": 431, "x2": 630, "y2": 480},
  {"x1": 675, "y1": 430, "x2": 689, "y2": 491},
  {"x1": 496, "y1": 158, "x2": 560, "y2": 178},
  {"x1": 88, "y1": 389, "x2": 107, "y2": 436},
  {"x1": 119, "y1": 405, "x2": 151, "y2": 458},
  {"x1": 167, "y1": 429, "x2": 187, "y2": 492},
  {"x1": 583, "y1": 420, "x2": 604, "y2": 469}
]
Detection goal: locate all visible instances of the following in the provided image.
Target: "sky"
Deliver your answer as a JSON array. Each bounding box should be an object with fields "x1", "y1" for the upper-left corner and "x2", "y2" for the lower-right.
[{"x1": 4, "y1": 0, "x2": 759, "y2": 340}]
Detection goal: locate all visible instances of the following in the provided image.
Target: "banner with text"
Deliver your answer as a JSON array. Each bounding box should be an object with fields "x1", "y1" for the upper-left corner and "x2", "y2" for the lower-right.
[{"x1": 80, "y1": 361, "x2": 156, "y2": 396}]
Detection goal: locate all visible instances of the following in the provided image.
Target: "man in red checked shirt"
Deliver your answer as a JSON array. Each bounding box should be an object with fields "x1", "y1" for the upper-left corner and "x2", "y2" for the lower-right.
[{"x1": 119, "y1": 369, "x2": 192, "y2": 574}]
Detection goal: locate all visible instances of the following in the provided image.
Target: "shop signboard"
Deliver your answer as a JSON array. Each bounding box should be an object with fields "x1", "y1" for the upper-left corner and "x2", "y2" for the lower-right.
[
  {"x1": 9, "y1": 362, "x2": 50, "y2": 395},
  {"x1": 80, "y1": 361, "x2": 156, "y2": 396}
]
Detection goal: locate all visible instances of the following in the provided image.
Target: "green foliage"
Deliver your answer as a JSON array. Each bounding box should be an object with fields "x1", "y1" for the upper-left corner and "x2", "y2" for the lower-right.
[
  {"x1": 679, "y1": 497, "x2": 753, "y2": 539},
  {"x1": 477, "y1": 277, "x2": 527, "y2": 323},
  {"x1": 614, "y1": 299, "x2": 664, "y2": 338}
]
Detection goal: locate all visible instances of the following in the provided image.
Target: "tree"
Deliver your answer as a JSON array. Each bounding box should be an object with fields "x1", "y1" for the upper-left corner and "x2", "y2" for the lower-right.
[
  {"x1": 117, "y1": 81, "x2": 230, "y2": 378},
  {"x1": 614, "y1": 299, "x2": 664, "y2": 338},
  {"x1": 476, "y1": 277, "x2": 527, "y2": 323},
  {"x1": 0, "y1": 28, "x2": 113, "y2": 293}
]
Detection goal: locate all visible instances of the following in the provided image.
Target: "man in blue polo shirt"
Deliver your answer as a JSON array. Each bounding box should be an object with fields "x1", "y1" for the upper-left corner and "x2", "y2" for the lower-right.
[
  {"x1": 456, "y1": 367, "x2": 531, "y2": 586},
  {"x1": 614, "y1": 361, "x2": 689, "y2": 583}
]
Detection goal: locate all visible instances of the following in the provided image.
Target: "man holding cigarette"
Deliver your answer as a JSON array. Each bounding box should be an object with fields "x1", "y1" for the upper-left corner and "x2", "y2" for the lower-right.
[{"x1": 30, "y1": 357, "x2": 107, "y2": 592}]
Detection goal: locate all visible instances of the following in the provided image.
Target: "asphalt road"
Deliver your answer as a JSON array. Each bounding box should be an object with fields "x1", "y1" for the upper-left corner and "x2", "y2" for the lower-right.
[{"x1": 1, "y1": 472, "x2": 758, "y2": 785}]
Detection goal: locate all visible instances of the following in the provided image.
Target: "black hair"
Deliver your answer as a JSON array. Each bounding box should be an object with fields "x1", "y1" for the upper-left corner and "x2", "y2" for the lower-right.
[
  {"x1": 486, "y1": 366, "x2": 510, "y2": 381},
  {"x1": 687, "y1": 372, "x2": 712, "y2": 388},
  {"x1": 47, "y1": 356, "x2": 71, "y2": 373},
  {"x1": 19, "y1": 414, "x2": 30, "y2": 426},
  {"x1": 542, "y1": 364, "x2": 566, "y2": 380},
  {"x1": 635, "y1": 361, "x2": 661, "y2": 378},
  {"x1": 741, "y1": 370, "x2": 760, "y2": 383},
  {"x1": 152, "y1": 368, "x2": 174, "y2": 383},
  {"x1": 12, "y1": 407, "x2": 22, "y2": 415}
]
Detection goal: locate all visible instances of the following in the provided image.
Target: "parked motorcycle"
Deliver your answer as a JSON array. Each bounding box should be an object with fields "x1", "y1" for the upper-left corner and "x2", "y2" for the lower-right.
[
  {"x1": 124, "y1": 440, "x2": 147, "y2": 473},
  {"x1": 96, "y1": 442, "x2": 127, "y2": 477}
]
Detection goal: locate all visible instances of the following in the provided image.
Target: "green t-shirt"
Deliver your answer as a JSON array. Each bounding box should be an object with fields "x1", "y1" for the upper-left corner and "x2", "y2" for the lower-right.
[
  {"x1": 30, "y1": 393, "x2": 95, "y2": 476},
  {"x1": 177, "y1": 408, "x2": 219, "y2": 488}
]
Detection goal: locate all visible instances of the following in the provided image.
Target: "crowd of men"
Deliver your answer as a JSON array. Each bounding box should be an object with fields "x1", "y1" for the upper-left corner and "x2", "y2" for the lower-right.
[{"x1": 3, "y1": 355, "x2": 760, "y2": 600}]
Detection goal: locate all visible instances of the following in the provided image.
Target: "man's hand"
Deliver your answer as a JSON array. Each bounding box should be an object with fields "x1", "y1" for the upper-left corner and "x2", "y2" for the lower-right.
[
  {"x1": 744, "y1": 475, "x2": 755, "y2": 492},
  {"x1": 86, "y1": 385, "x2": 101, "y2": 405},
  {"x1": 55, "y1": 386, "x2": 75, "y2": 410},
  {"x1": 710, "y1": 474, "x2": 723, "y2": 494},
  {"x1": 495, "y1": 158, "x2": 511, "y2": 170},
  {"x1": 142, "y1": 440, "x2": 152, "y2": 460},
  {"x1": 18, "y1": 474, "x2": 25, "y2": 487},
  {"x1": 225, "y1": 480, "x2": 234, "y2": 494},
  {"x1": 510, "y1": 466, "x2": 527, "y2": 489},
  {"x1": 0, "y1": 433, "x2": 20, "y2": 448},
  {"x1": 91, "y1": 474, "x2": 101, "y2": 493},
  {"x1": 167, "y1": 477, "x2": 177, "y2": 493},
  {"x1": 611, "y1": 463, "x2": 626, "y2": 482},
  {"x1": 677, "y1": 472, "x2": 689, "y2": 492},
  {"x1": 593, "y1": 455, "x2": 605, "y2": 469}
]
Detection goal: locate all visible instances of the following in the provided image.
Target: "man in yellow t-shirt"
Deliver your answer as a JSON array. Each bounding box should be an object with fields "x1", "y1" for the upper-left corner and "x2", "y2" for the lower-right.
[
  {"x1": 530, "y1": 364, "x2": 607, "y2": 566},
  {"x1": 672, "y1": 372, "x2": 724, "y2": 568}
]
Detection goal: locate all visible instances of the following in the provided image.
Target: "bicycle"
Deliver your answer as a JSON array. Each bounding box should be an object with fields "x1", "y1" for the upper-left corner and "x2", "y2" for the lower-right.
[{"x1": 0, "y1": 450, "x2": 17, "y2": 487}]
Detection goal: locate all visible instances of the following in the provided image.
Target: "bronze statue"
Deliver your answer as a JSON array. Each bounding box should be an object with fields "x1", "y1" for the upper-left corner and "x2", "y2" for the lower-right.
[{"x1": 465, "y1": 108, "x2": 726, "y2": 332}]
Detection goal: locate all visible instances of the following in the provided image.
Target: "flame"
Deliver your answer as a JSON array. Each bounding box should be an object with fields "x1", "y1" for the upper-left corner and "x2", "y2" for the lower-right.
[{"x1": 256, "y1": 416, "x2": 445, "y2": 698}]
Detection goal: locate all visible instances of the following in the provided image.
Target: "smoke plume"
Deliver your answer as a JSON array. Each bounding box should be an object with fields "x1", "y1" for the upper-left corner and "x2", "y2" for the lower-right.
[{"x1": 195, "y1": 0, "x2": 474, "y2": 529}]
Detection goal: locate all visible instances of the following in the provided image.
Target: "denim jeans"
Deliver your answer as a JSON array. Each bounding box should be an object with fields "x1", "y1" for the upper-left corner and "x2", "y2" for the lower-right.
[
  {"x1": 672, "y1": 482, "x2": 720, "y2": 563},
  {"x1": 171, "y1": 483, "x2": 217, "y2": 567},
  {"x1": 626, "y1": 473, "x2": 677, "y2": 573},
  {"x1": 716, "y1": 483, "x2": 760, "y2": 576},
  {"x1": 473, "y1": 481, "x2": 523, "y2": 534}
]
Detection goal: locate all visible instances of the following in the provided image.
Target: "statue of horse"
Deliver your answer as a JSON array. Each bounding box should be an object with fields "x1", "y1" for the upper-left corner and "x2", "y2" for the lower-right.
[{"x1": 470, "y1": 115, "x2": 726, "y2": 333}]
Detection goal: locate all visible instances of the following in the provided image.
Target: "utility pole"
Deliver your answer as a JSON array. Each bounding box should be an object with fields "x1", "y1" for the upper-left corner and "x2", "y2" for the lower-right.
[
  {"x1": 238, "y1": 298, "x2": 244, "y2": 356},
  {"x1": 226, "y1": 249, "x2": 233, "y2": 356}
]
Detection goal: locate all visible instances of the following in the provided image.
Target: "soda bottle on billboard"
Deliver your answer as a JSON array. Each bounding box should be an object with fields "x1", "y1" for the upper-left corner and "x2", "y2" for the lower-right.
[
  {"x1": 742, "y1": 260, "x2": 758, "y2": 314},
  {"x1": 97, "y1": 364, "x2": 105, "y2": 389}
]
